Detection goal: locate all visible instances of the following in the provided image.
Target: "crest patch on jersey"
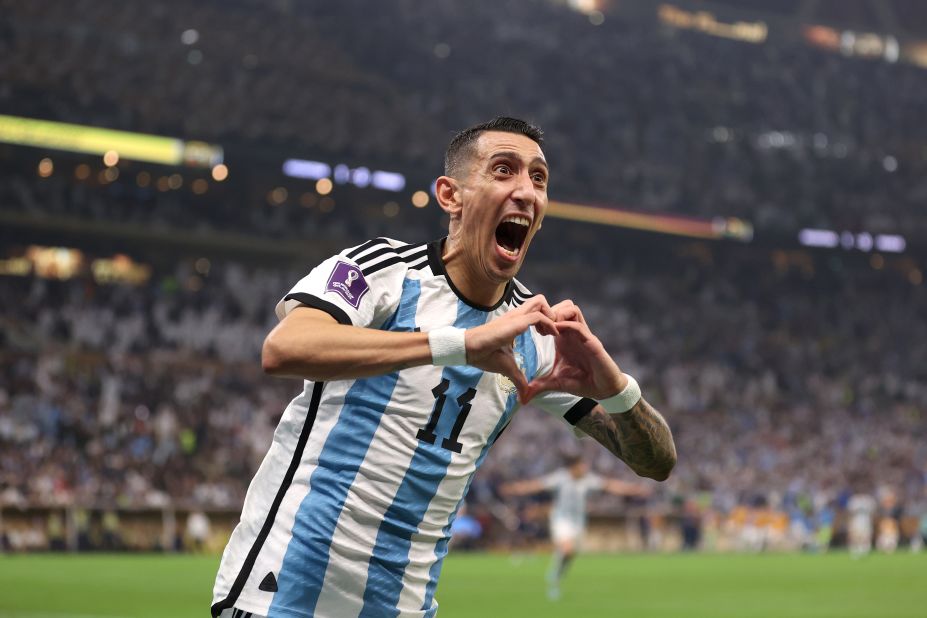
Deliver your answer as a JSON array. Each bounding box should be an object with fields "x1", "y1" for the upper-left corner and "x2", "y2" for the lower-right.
[
  {"x1": 326, "y1": 260, "x2": 369, "y2": 308},
  {"x1": 497, "y1": 351, "x2": 526, "y2": 396}
]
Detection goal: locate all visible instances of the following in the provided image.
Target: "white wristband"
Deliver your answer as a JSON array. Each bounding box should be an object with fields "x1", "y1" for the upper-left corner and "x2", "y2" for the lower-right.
[
  {"x1": 428, "y1": 326, "x2": 467, "y2": 366},
  {"x1": 599, "y1": 375, "x2": 641, "y2": 414}
]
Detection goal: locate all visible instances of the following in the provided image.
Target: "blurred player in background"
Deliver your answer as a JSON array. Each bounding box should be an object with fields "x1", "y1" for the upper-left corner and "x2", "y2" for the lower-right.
[
  {"x1": 502, "y1": 453, "x2": 651, "y2": 599},
  {"x1": 211, "y1": 117, "x2": 676, "y2": 617},
  {"x1": 847, "y1": 490, "x2": 876, "y2": 557}
]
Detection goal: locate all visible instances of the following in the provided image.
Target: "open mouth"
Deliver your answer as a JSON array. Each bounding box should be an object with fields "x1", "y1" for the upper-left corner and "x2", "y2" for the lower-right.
[{"x1": 494, "y1": 215, "x2": 530, "y2": 258}]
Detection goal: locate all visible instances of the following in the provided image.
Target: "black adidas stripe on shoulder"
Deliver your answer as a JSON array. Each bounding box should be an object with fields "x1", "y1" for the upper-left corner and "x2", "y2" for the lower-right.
[
  {"x1": 407, "y1": 257, "x2": 429, "y2": 272},
  {"x1": 345, "y1": 237, "x2": 390, "y2": 260},
  {"x1": 511, "y1": 285, "x2": 535, "y2": 306},
  {"x1": 358, "y1": 242, "x2": 428, "y2": 276}
]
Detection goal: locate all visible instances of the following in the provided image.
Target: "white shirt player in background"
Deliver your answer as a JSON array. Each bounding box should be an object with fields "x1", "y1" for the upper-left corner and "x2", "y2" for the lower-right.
[
  {"x1": 502, "y1": 453, "x2": 651, "y2": 599},
  {"x1": 211, "y1": 117, "x2": 676, "y2": 618},
  {"x1": 847, "y1": 492, "x2": 876, "y2": 557}
]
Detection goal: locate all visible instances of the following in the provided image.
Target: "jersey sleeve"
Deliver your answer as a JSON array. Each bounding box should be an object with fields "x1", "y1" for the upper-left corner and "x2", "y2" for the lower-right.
[
  {"x1": 274, "y1": 239, "x2": 409, "y2": 328},
  {"x1": 528, "y1": 328, "x2": 598, "y2": 425}
]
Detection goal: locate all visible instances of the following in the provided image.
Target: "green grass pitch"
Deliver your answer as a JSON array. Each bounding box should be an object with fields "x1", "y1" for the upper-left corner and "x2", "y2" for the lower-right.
[{"x1": 0, "y1": 552, "x2": 924, "y2": 617}]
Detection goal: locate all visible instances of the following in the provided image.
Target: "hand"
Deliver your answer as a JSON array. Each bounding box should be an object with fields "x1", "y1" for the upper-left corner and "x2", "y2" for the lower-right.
[
  {"x1": 521, "y1": 301, "x2": 627, "y2": 403},
  {"x1": 465, "y1": 295, "x2": 558, "y2": 402}
]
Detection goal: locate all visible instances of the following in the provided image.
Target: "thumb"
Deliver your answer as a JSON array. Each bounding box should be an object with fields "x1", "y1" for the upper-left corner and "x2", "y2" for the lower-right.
[{"x1": 521, "y1": 372, "x2": 562, "y2": 404}]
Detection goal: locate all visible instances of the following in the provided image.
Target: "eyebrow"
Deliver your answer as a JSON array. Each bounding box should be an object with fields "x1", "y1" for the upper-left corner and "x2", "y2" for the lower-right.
[{"x1": 489, "y1": 151, "x2": 549, "y2": 171}]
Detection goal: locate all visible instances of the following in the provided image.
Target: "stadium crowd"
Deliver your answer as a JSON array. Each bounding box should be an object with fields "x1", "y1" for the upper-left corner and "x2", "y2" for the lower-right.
[
  {"x1": 2, "y1": 235, "x2": 925, "y2": 551},
  {"x1": 3, "y1": 0, "x2": 927, "y2": 236},
  {"x1": 2, "y1": 0, "x2": 927, "y2": 554}
]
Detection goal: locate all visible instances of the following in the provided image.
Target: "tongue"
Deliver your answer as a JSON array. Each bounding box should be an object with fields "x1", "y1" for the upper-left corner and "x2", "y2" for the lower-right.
[{"x1": 495, "y1": 223, "x2": 519, "y2": 251}]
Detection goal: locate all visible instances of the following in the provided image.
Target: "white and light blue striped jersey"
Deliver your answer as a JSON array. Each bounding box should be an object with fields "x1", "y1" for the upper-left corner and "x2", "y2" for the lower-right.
[
  {"x1": 541, "y1": 469, "x2": 605, "y2": 528},
  {"x1": 212, "y1": 237, "x2": 597, "y2": 618}
]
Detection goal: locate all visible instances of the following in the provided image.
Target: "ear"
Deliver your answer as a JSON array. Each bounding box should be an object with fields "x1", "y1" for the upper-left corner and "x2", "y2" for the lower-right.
[{"x1": 435, "y1": 176, "x2": 462, "y2": 218}]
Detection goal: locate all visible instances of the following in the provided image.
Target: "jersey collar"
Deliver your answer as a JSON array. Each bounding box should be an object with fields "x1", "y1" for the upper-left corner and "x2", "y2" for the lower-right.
[{"x1": 427, "y1": 238, "x2": 515, "y2": 312}]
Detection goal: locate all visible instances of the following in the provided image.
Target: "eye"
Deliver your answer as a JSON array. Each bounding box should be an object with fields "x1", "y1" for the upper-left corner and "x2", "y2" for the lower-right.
[
  {"x1": 532, "y1": 171, "x2": 547, "y2": 185},
  {"x1": 493, "y1": 164, "x2": 513, "y2": 175}
]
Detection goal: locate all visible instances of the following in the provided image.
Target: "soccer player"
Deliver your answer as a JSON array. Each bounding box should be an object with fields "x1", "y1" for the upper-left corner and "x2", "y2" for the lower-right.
[
  {"x1": 212, "y1": 117, "x2": 676, "y2": 617},
  {"x1": 502, "y1": 453, "x2": 651, "y2": 599},
  {"x1": 847, "y1": 491, "x2": 876, "y2": 557}
]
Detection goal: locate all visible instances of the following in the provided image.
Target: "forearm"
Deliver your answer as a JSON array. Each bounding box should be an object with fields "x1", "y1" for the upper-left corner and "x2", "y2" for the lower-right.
[
  {"x1": 263, "y1": 320, "x2": 432, "y2": 381},
  {"x1": 576, "y1": 399, "x2": 676, "y2": 481},
  {"x1": 501, "y1": 479, "x2": 546, "y2": 496}
]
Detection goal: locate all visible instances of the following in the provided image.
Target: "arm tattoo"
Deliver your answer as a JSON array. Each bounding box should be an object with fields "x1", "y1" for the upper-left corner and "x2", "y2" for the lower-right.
[{"x1": 574, "y1": 398, "x2": 677, "y2": 481}]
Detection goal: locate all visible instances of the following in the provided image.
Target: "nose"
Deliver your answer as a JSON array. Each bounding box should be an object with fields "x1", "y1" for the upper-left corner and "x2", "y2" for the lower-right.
[{"x1": 510, "y1": 169, "x2": 536, "y2": 207}]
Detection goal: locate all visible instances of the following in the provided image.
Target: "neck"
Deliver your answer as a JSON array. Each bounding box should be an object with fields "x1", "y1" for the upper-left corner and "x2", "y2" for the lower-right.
[{"x1": 441, "y1": 237, "x2": 508, "y2": 309}]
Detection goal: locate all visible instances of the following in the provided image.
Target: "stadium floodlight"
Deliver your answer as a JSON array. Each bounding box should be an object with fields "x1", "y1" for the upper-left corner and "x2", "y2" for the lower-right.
[
  {"x1": 0, "y1": 114, "x2": 223, "y2": 168},
  {"x1": 282, "y1": 159, "x2": 331, "y2": 180},
  {"x1": 284, "y1": 158, "x2": 406, "y2": 192},
  {"x1": 800, "y1": 228, "x2": 907, "y2": 253},
  {"x1": 371, "y1": 171, "x2": 406, "y2": 192},
  {"x1": 799, "y1": 228, "x2": 840, "y2": 248},
  {"x1": 875, "y1": 234, "x2": 906, "y2": 253}
]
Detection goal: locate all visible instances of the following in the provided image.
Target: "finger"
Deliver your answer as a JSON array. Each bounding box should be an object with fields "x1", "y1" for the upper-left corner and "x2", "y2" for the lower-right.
[
  {"x1": 553, "y1": 319, "x2": 591, "y2": 341},
  {"x1": 522, "y1": 372, "x2": 562, "y2": 403},
  {"x1": 556, "y1": 304, "x2": 587, "y2": 325},
  {"x1": 520, "y1": 294, "x2": 556, "y2": 321},
  {"x1": 527, "y1": 312, "x2": 559, "y2": 337},
  {"x1": 550, "y1": 299, "x2": 575, "y2": 321},
  {"x1": 512, "y1": 311, "x2": 558, "y2": 337}
]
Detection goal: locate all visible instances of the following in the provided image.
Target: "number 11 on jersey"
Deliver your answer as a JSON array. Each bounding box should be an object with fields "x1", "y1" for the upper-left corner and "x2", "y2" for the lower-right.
[{"x1": 416, "y1": 379, "x2": 477, "y2": 453}]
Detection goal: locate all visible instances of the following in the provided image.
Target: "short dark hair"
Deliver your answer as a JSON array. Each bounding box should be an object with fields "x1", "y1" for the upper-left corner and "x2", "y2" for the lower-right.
[{"x1": 444, "y1": 116, "x2": 544, "y2": 178}]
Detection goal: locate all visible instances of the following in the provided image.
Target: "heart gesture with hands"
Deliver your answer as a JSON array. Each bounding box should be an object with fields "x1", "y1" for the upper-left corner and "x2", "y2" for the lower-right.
[
  {"x1": 465, "y1": 296, "x2": 626, "y2": 405},
  {"x1": 464, "y1": 295, "x2": 559, "y2": 402},
  {"x1": 521, "y1": 300, "x2": 627, "y2": 404}
]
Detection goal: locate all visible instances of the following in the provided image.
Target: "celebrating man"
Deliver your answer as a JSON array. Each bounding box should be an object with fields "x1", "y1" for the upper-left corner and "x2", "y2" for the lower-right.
[{"x1": 212, "y1": 117, "x2": 676, "y2": 618}]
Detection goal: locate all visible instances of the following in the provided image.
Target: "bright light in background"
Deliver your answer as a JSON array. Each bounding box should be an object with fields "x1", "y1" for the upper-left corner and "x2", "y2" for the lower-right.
[
  {"x1": 352, "y1": 167, "x2": 371, "y2": 188},
  {"x1": 181, "y1": 29, "x2": 199, "y2": 45},
  {"x1": 269, "y1": 187, "x2": 288, "y2": 205},
  {"x1": 412, "y1": 191, "x2": 429, "y2": 208},
  {"x1": 75, "y1": 164, "x2": 90, "y2": 180},
  {"x1": 136, "y1": 171, "x2": 151, "y2": 187},
  {"x1": 372, "y1": 171, "x2": 405, "y2": 192},
  {"x1": 168, "y1": 173, "x2": 183, "y2": 190},
  {"x1": 283, "y1": 159, "x2": 331, "y2": 180},
  {"x1": 192, "y1": 178, "x2": 208, "y2": 194},
  {"x1": 37, "y1": 157, "x2": 53, "y2": 177},
  {"x1": 316, "y1": 178, "x2": 333, "y2": 195},
  {"x1": 211, "y1": 164, "x2": 228, "y2": 181},
  {"x1": 283, "y1": 158, "x2": 405, "y2": 192},
  {"x1": 799, "y1": 228, "x2": 906, "y2": 253},
  {"x1": 798, "y1": 229, "x2": 839, "y2": 248},
  {"x1": 875, "y1": 234, "x2": 906, "y2": 253},
  {"x1": 103, "y1": 150, "x2": 119, "y2": 167}
]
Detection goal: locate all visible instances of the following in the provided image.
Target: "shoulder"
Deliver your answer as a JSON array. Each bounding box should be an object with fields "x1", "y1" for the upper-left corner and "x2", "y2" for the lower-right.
[
  {"x1": 341, "y1": 237, "x2": 430, "y2": 277},
  {"x1": 509, "y1": 278, "x2": 536, "y2": 308}
]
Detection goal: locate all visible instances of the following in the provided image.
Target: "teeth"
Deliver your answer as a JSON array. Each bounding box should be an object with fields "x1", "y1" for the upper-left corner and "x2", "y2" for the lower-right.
[
  {"x1": 501, "y1": 215, "x2": 530, "y2": 227},
  {"x1": 499, "y1": 246, "x2": 521, "y2": 257}
]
